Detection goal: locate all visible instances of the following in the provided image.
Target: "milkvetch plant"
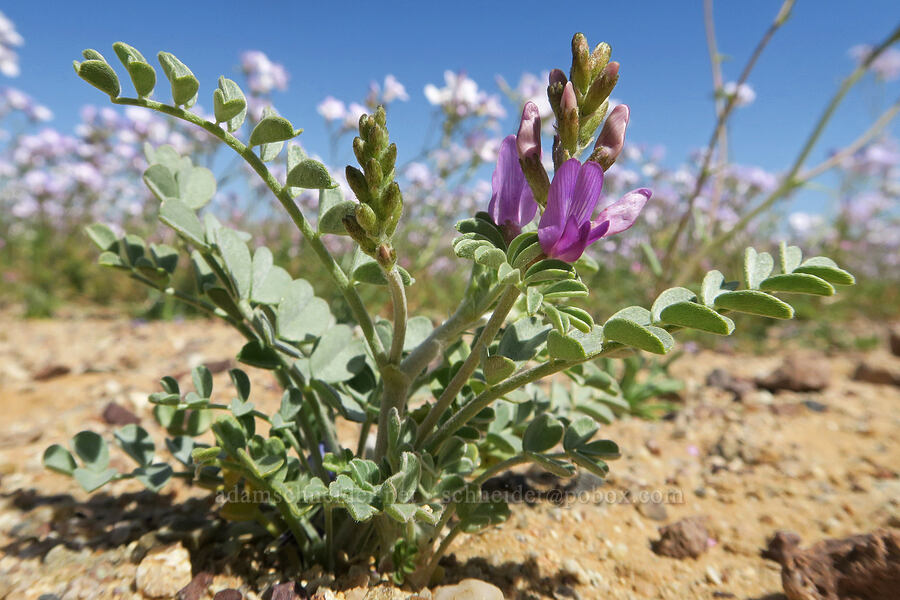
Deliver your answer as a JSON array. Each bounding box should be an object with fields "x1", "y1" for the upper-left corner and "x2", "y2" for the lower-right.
[{"x1": 45, "y1": 34, "x2": 857, "y2": 586}]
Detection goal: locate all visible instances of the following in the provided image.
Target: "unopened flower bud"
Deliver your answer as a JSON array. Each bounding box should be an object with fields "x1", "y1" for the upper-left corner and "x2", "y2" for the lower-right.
[
  {"x1": 355, "y1": 203, "x2": 378, "y2": 234},
  {"x1": 365, "y1": 157, "x2": 383, "y2": 198},
  {"x1": 345, "y1": 165, "x2": 371, "y2": 205},
  {"x1": 547, "y1": 69, "x2": 568, "y2": 120},
  {"x1": 380, "y1": 142, "x2": 397, "y2": 176},
  {"x1": 578, "y1": 100, "x2": 608, "y2": 144},
  {"x1": 570, "y1": 33, "x2": 591, "y2": 92},
  {"x1": 558, "y1": 82, "x2": 579, "y2": 152},
  {"x1": 516, "y1": 102, "x2": 542, "y2": 162},
  {"x1": 589, "y1": 103, "x2": 629, "y2": 170},
  {"x1": 383, "y1": 182, "x2": 403, "y2": 236},
  {"x1": 590, "y1": 42, "x2": 611, "y2": 80},
  {"x1": 352, "y1": 137, "x2": 366, "y2": 165},
  {"x1": 343, "y1": 214, "x2": 377, "y2": 255},
  {"x1": 582, "y1": 61, "x2": 619, "y2": 116}
]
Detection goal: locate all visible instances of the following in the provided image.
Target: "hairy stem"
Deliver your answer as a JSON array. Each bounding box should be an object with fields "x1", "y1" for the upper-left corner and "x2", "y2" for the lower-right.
[
  {"x1": 661, "y1": 0, "x2": 791, "y2": 273},
  {"x1": 387, "y1": 267, "x2": 408, "y2": 364},
  {"x1": 111, "y1": 96, "x2": 387, "y2": 368},
  {"x1": 674, "y1": 23, "x2": 900, "y2": 284},
  {"x1": 414, "y1": 285, "x2": 521, "y2": 448}
]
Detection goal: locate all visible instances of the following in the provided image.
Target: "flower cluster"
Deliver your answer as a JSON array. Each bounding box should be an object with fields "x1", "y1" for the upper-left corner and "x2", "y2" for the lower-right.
[{"x1": 0, "y1": 11, "x2": 23, "y2": 78}]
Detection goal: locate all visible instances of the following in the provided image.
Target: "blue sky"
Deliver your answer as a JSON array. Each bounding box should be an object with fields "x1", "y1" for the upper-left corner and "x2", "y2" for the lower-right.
[{"x1": 3, "y1": 1, "x2": 900, "y2": 214}]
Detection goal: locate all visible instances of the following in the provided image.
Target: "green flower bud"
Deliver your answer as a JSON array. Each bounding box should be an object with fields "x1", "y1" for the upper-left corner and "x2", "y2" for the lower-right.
[
  {"x1": 590, "y1": 43, "x2": 611, "y2": 81},
  {"x1": 380, "y1": 143, "x2": 397, "y2": 176},
  {"x1": 558, "y1": 82, "x2": 579, "y2": 152},
  {"x1": 355, "y1": 203, "x2": 378, "y2": 234},
  {"x1": 342, "y1": 215, "x2": 378, "y2": 255},
  {"x1": 547, "y1": 69, "x2": 567, "y2": 122},
  {"x1": 345, "y1": 166, "x2": 371, "y2": 205},
  {"x1": 570, "y1": 33, "x2": 591, "y2": 92},
  {"x1": 353, "y1": 137, "x2": 366, "y2": 166},
  {"x1": 365, "y1": 157, "x2": 383, "y2": 199},
  {"x1": 582, "y1": 61, "x2": 619, "y2": 116}
]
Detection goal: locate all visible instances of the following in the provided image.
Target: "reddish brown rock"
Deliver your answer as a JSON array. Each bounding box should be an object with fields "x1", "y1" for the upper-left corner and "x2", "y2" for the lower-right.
[
  {"x1": 178, "y1": 572, "x2": 213, "y2": 600},
  {"x1": 101, "y1": 402, "x2": 140, "y2": 425},
  {"x1": 651, "y1": 516, "x2": 710, "y2": 559},
  {"x1": 32, "y1": 364, "x2": 71, "y2": 381},
  {"x1": 757, "y1": 354, "x2": 830, "y2": 392},
  {"x1": 762, "y1": 529, "x2": 900, "y2": 600},
  {"x1": 853, "y1": 362, "x2": 900, "y2": 387}
]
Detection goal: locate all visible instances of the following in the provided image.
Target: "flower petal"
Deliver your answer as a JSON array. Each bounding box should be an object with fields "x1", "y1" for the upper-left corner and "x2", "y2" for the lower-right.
[
  {"x1": 547, "y1": 216, "x2": 591, "y2": 263},
  {"x1": 539, "y1": 158, "x2": 580, "y2": 245},
  {"x1": 586, "y1": 218, "x2": 611, "y2": 244},
  {"x1": 594, "y1": 188, "x2": 651, "y2": 236},
  {"x1": 489, "y1": 136, "x2": 523, "y2": 226},
  {"x1": 569, "y1": 161, "x2": 604, "y2": 224}
]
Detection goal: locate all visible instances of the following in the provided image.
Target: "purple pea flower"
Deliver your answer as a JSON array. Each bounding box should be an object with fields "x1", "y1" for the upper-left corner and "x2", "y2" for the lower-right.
[
  {"x1": 538, "y1": 159, "x2": 651, "y2": 262},
  {"x1": 488, "y1": 134, "x2": 538, "y2": 239}
]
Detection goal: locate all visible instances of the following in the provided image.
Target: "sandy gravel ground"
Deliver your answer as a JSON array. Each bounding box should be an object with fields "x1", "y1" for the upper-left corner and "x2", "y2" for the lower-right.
[{"x1": 0, "y1": 314, "x2": 898, "y2": 599}]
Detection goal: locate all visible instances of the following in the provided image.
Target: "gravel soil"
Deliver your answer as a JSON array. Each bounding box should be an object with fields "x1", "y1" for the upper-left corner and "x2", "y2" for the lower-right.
[{"x1": 1, "y1": 313, "x2": 898, "y2": 599}]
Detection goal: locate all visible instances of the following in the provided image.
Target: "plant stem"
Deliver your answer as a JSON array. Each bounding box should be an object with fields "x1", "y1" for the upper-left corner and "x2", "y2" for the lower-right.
[
  {"x1": 424, "y1": 347, "x2": 615, "y2": 451},
  {"x1": 111, "y1": 96, "x2": 387, "y2": 369},
  {"x1": 674, "y1": 23, "x2": 900, "y2": 284},
  {"x1": 423, "y1": 525, "x2": 462, "y2": 581},
  {"x1": 661, "y1": 0, "x2": 791, "y2": 274},
  {"x1": 471, "y1": 455, "x2": 530, "y2": 488},
  {"x1": 386, "y1": 267, "x2": 408, "y2": 364},
  {"x1": 702, "y1": 0, "x2": 729, "y2": 230},
  {"x1": 798, "y1": 97, "x2": 900, "y2": 182},
  {"x1": 414, "y1": 285, "x2": 521, "y2": 448}
]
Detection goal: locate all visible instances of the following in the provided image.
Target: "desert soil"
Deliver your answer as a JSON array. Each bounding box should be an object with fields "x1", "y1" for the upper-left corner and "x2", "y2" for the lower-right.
[{"x1": 0, "y1": 313, "x2": 898, "y2": 599}]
